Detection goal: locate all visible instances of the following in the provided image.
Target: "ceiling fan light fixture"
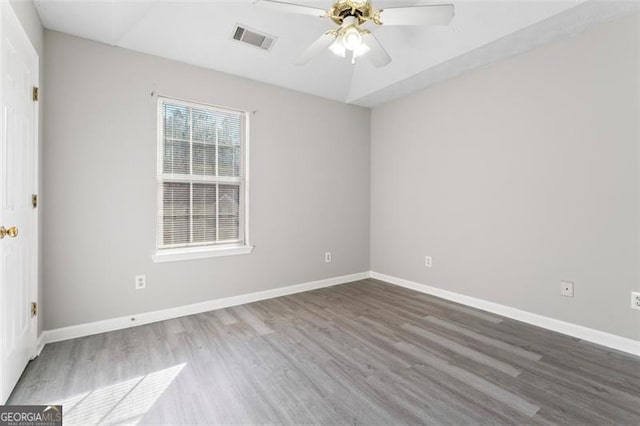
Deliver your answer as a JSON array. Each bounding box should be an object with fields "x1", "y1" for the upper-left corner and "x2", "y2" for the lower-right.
[
  {"x1": 329, "y1": 39, "x2": 347, "y2": 58},
  {"x1": 342, "y1": 26, "x2": 363, "y2": 50},
  {"x1": 353, "y1": 41, "x2": 370, "y2": 58}
]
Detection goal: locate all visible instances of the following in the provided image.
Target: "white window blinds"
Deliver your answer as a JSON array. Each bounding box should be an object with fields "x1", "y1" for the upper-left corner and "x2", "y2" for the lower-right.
[{"x1": 157, "y1": 98, "x2": 246, "y2": 251}]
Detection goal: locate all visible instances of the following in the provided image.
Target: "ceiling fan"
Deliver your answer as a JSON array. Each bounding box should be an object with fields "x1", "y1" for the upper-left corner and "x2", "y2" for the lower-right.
[{"x1": 254, "y1": 0, "x2": 455, "y2": 67}]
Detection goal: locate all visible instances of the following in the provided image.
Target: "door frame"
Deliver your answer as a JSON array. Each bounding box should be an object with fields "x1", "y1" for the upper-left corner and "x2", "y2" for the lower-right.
[{"x1": 0, "y1": 0, "x2": 39, "y2": 404}]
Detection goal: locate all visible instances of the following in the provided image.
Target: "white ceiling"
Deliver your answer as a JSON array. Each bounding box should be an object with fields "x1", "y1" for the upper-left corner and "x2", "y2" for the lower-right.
[{"x1": 34, "y1": 0, "x2": 639, "y2": 107}]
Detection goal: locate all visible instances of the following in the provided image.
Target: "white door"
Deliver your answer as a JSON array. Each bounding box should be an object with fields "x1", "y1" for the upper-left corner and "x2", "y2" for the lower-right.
[{"x1": 0, "y1": 2, "x2": 38, "y2": 404}]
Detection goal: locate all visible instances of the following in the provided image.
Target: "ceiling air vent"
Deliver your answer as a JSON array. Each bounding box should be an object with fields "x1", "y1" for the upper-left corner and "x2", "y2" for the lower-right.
[{"x1": 232, "y1": 25, "x2": 276, "y2": 51}]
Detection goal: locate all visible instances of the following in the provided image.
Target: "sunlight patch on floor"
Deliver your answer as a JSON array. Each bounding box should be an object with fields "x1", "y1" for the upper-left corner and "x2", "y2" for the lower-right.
[{"x1": 49, "y1": 363, "x2": 186, "y2": 425}]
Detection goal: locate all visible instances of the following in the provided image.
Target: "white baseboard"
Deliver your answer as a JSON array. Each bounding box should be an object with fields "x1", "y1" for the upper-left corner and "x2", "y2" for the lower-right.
[
  {"x1": 369, "y1": 271, "x2": 640, "y2": 357},
  {"x1": 35, "y1": 334, "x2": 45, "y2": 357},
  {"x1": 41, "y1": 272, "x2": 369, "y2": 346}
]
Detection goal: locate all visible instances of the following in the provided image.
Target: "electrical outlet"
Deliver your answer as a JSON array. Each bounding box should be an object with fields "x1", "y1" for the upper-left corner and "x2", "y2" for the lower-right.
[
  {"x1": 325, "y1": 252, "x2": 332, "y2": 263},
  {"x1": 135, "y1": 274, "x2": 146, "y2": 290},
  {"x1": 425, "y1": 256, "x2": 432, "y2": 268},
  {"x1": 631, "y1": 292, "x2": 640, "y2": 310},
  {"x1": 560, "y1": 281, "x2": 574, "y2": 297}
]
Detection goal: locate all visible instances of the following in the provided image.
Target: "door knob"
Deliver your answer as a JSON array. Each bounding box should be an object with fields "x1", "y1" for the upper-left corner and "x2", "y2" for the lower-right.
[{"x1": 0, "y1": 226, "x2": 18, "y2": 239}]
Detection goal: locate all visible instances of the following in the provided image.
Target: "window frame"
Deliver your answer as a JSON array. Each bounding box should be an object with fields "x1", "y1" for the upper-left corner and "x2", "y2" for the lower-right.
[{"x1": 152, "y1": 96, "x2": 253, "y2": 263}]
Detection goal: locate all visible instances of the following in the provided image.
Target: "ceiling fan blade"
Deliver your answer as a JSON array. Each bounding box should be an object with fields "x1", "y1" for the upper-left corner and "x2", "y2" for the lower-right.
[
  {"x1": 295, "y1": 32, "x2": 336, "y2": 66},
  {"x1": 362, "y1": 33, "x2": 391, "y2": 68},
  {"x1": 378, "y1": 4, "x2": 454, "y2": 26},
  {"x1": 254, "y1": 0, "x2": 327, "y2": 18}
]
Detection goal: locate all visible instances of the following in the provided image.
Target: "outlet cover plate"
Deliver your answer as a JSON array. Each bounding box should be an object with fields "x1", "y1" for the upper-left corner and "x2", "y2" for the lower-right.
[
  {"x1": 135, "y1": 274, "x2": 146, "y2": 290},
  {"x1": 561, "y1": 281, "x2": 574, "y2": 297},
  {"x1": 631, "y1": 292, "x2": 640, "y2": 310}
]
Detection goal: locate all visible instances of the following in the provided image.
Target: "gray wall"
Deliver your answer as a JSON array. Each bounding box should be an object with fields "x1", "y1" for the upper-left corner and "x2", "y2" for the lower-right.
[
  {"x1": 371, "y1": 14, "x2": 640, "y2": 340},
  {"x1": 10, "y1": 0, "x2": 44, "y2": 334},
  {"x1": 43, "y1": 30, "x2": 370, "y2": 329}
]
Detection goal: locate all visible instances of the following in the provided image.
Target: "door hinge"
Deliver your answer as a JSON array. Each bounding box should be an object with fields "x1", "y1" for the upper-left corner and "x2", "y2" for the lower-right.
[
  {"x1": 31, "y1": 302, "x2": 37, "y2": 317},
  {"x1": 33, "y1": 86, "x2": 39, "y2": 102},
  {"x1": 32, "y1": 194, "x2": 38, "y2": 208}
]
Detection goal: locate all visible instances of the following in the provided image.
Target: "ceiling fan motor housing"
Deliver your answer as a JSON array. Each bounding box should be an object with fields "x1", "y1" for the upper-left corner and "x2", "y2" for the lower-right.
[{"x1": 329, "y1": 0, "x2": 377, "y2": 26}]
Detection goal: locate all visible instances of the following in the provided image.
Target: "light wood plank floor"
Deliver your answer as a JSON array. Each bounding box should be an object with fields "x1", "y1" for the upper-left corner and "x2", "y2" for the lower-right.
[{"x1": 9, "y1": 279, "x2": 640, "y2": 425}]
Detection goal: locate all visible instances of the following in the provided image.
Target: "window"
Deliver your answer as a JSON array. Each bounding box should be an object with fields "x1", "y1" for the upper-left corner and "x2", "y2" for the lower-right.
[{"x1": 153, "y1": 97, "x2": 252, "y2": 262}]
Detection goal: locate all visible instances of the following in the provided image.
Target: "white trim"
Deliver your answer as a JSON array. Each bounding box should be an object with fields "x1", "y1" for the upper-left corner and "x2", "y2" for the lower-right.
[
  {"x1": 370, "y1": 271, "x2": 640, "y2": 357},
  {"x1": 34, "y1": 334, "x2": 45, "y2": 358},
  {"x1": 40, "y1": 272, "x2": 369, "y2": 346},
  {"x1": 30, "y1": 30, "x2": 39, "y2": 362},
  {"x1": 242, "y1": 109, "x2": 251, "y2": 248},
  {"x1": 152, "y1": 244, "x2": 254, "y2": 263},
  {"x1": 0, "y1": 1, "x2": 40, "y2": 404}
]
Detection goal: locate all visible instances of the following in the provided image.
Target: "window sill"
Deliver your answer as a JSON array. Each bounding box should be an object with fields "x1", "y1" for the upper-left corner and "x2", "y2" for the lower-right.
[{"x1": 152, "y1": 245, "x2": 254, "y2": 263}]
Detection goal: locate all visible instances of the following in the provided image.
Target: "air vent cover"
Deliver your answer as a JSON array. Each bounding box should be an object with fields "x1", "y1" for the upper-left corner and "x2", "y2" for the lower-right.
[{"x1": 232, "y1": 25, "x2": 276, "y2": 51}]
